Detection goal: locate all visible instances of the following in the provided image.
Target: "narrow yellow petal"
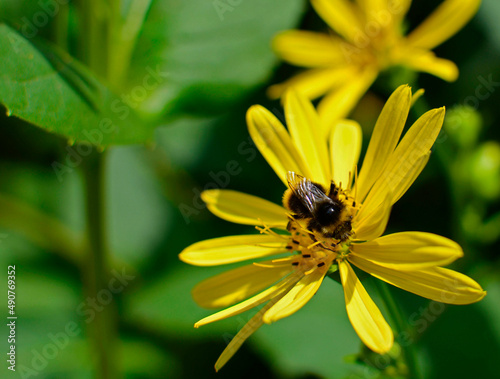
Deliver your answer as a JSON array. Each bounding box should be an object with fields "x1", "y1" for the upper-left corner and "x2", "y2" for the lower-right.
[
  {"x1": 358, "y1": 0, "x2": 411, "y2": 29},
  {"x1": 355, "y1": 0, "x2": 387, "y2": 20},
  {"x1": 350, "y1": 232, "x2": 463, "y2": 271},
  {"x1": 311, "y1": 0, "x2": 364, "y2": 43},
  {"x1": 383, "y1": 107, "x2": 444, "y2": 185},
  {"x1": 362, "y1": 107, "x2": 443, "y2": 210},
  {"x1": 247, "y1": 105, "x2": 307, "y2": 185},
  {"x1": 411, "y1": 88, "x2": 425, "y2": 107},
  {"x1": 263, "y1": 265, "x2": 328, "y2": 323},
  {"x1": 367, "y1": 151, "x2": 430, "y2": 208},
  {"x1": 390, "y1": 152, "x2": 430, "y2": 205},
  {"x1": 353, "y1": 187, "x2": 392, "y2": 241},
  {"x1": 272, "y1": 30, "x2": 347, "y2": 67},
  {"x1": 267, "y1": 66, "x2": 353, "y2": 100},
  {"x1": 195, "y1": 273, "x2": 300, "y2": 328},
  {"x1": 202, "y1": 190, "x2": 287, "y2": 229},
  {"x1": 396, "y1": 49, "x2": 459, "y2": 82},
  {"x1": 285, "y1": 90, "x2": 331, "y2": 187},
  {"x1": 192, "y1": 261, "x2": 293, "y2": 308},
  {"x1": 406, "y1": 0, "x2": 481, "y2": 50},
  {"x1": 389, "y1": 0, "x2": 412, "y2": 19},
  {"x1": 180, "y1": 235, "x2": 287, "y2": 266},
  {"x1": 330, "y1": 119, "x2": 362, "y2": 190},
  {"x1": 214, "y1": 292, "x2": 285, "y2": 371},
  {"x1": 339, "y1": 261, "x2": 393, "y2": 354},
  {"x1": 317, "y1": 68, "x2": 378, "y2": 133},
  {"x1": 356, "y1": 84, "x2": 411, "y2": 202},
  {"x1": 349, "y1": 256, "x2": 487, "y2": 304}
]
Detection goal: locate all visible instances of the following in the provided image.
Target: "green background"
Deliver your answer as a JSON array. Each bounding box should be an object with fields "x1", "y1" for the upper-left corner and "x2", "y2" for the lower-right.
[{"x1": 0, "y1": 0, "x2": 499, "y2": 378}]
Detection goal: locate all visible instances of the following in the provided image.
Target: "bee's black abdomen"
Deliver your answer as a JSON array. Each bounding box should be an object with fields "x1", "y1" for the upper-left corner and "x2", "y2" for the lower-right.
[{"x1": 285, "y1": 191, "x2": 310, "y2": 219}]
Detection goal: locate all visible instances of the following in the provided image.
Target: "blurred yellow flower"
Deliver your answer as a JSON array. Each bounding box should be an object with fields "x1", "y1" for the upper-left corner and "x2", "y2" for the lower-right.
[
  {"x1": 180, "y1": 85, "x2": 486, "y2": 370},
  {"x1": 268, "y1": 0, "x2": 481, "y2": 129}
]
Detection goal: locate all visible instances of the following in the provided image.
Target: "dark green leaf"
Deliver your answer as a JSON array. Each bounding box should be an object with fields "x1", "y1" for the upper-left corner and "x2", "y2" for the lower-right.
[{"x1": 129, "y1": 0, "x2": 305, "y2": 117}]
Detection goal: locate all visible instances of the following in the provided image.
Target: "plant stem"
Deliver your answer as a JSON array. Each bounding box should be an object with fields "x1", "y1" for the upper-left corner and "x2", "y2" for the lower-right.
[
  {"x1": 83, "y1": 150, "x2": 119, "y2": 379},
  {"x1": 373, "y1": 280, "x2": 421, "y2": 379},
  {"x1": 53, "y1": 1, "x2": 69, "y2": 51}
]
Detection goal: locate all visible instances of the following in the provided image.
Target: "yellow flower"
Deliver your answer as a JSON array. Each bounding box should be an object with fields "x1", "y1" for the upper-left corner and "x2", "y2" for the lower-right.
[
  {"x1": 180, "y1": 85, "x2": 486, "y2": 370},
  {"x1": 268, "y1": 0, "x2": 481, "y2": 129}
]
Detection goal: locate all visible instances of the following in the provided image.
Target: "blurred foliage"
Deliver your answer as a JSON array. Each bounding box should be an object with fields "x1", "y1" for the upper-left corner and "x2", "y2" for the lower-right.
[{"x1": 0, "y1": 0, "x2": 499, "y2": 378}]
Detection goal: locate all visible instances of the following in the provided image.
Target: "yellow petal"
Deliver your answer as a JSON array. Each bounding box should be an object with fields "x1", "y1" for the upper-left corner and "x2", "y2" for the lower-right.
[
  {"x1": 180, "y1": 235, "x2": 287, "y2": 266},
  {"x1": 317, "y1": 68, "x2": 378, "y2": 133},
  {"x1": 356, "y1": 84, "x2": 411, "y2": 202},
  {"x1": 362, "y1": 107, "x2": 443, "y2": 211},
  {"x1": 214, "y1": 292, "x2": 285, "y2": 371},
  {"x1": 272, "y1": 30, "x2": 347, "y2": 67},
  {"x1": 397, "y1": 48, "x2": 459, "y2": 82},
  {"x1": 192, "y1": 261, "x2": 293, "y2": 308},
  {"x1": 263, "y1": 265, "x2": 328, "y2": 323},
  {"x1": 390, "y1": 152, "x2": 430, "y2": 205},
  {"x1": 389, "y1": 0, "x2": 412, "y2": 19},
  {"x1": 247, "y1": 105, "x2": 307, "y2": 185},
  {"x1": 350, "y1": 232, "x2": 463, "y2": 271},
  {"x1": 367, "y1": 151, "x2": 430, "y2": 208},
  {"x1": 355, "y1": 0, "x2": 387, "y2": 20},
  {"x1": 406, "y1": 0, "x2": 481, "y2": 50},
  {"x1": 348, "y1": 256, "x2": 487, "y2": 304},
  {"x1": 330, "y1": 119, "x2": 362, "y2": 190},
  {"x1": 411, "y1": 88, "x2": 425, "y2": 107},
  {"x1": 202, "y1": 189, "x2": 287, "y2": 229},
  {"x1": 358, "y1": 0, "x2": 411, "y2": 29},
  {"x1": 353, "y1": 187, "x2": 392, "y2": 241},
  {"x1": 311, "y1": 0, "x2": 364, "y2": 43},
  {"x1": 195, "y1": 273, "x2": 300, "y2": 328},
  {"x1": 284, "y1": 89, "x2": 331, "y2": 187},
  {"x1": 385, "y1": 107, "x2": 445, "y2": 184},
  {"x1": 267, "y1": 66, "x2": 353, "y2": 100},
  {"x1": 339, "y1": 260, "x2": 393, "y2": 354}
]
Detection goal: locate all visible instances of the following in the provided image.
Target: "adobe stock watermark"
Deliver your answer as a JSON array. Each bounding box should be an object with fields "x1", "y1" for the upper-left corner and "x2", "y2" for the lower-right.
[
  {"x1": 51, "y1": 65, "x2": 168, "y2": 182},
  {"x1": 438, "y1": 74, "x2": 500, "y2": 142},
  {"x1": 178, "y1": 136, "x2": 257, "y2": 224},
  {"x1": 177, "y1": 106, "x2": 293, "y2": 224},
  {"x1": 213, "y1": 0, "x2": 243, "y2": 21},
  {"x1": 340, "y1": 2, "x2": 405, "y2": 63},
  {"x1": 8, "y1": 0, "x2": 69, "y2": 52},
  {"x1": 353, "y1": 278, "x2": 463, "y2": 379},
  {"x1": 17, "y1": 267, "x2": 135, "y2": 378}
]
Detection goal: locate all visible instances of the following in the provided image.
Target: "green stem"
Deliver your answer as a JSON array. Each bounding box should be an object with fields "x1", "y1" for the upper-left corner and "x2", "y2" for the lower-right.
[
  {"x1": 83, "y1": 150, "x2": 119, "y2": 379},
  {"x1": 373, "y1": 280, "x2": 421, "y2": 379},
  {"x1": 53, "y1": 1, "x2": 69, "y2": 51}
]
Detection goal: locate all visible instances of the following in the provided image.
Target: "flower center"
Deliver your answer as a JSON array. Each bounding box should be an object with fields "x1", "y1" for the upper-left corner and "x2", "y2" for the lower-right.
[{"x1": 285, "y1": 219, "x2": 338, "y2": 273}]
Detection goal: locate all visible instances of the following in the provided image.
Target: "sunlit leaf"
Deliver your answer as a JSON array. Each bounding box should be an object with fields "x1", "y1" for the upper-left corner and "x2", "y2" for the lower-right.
[{"x1": 0, "y1": 24, "x2": 154, "y2": 146}]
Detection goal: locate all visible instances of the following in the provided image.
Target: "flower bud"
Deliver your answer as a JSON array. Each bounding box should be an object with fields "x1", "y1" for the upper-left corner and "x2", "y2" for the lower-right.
[{"x1": 469, "y1": 141, "x2": 500, "y2": 200}]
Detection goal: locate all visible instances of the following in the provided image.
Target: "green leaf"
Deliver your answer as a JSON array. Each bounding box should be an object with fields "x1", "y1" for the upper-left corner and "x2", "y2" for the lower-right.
[
  {"x1": 0, "y1": 23, "x2": 155, "y2": 146},
  {"x1": 129, "y1": 0, "x2": 305, "y2": 117}
]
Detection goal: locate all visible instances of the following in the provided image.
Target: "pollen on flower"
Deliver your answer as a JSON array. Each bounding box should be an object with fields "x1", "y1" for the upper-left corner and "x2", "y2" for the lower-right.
[{"x1": 283, "y1": 218, "x2": 339, "y2": 275}]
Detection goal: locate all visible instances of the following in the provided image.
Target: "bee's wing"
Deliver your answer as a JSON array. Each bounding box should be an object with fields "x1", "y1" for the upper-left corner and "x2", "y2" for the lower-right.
[{"x1": 287, "y1": 172, "x2": 330, "y2": 214}]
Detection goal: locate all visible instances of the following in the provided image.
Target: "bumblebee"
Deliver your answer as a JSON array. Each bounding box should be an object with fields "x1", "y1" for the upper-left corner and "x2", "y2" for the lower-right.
[{"x1": 283, "y1": 172, "x2": 353, "y2": 241}]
